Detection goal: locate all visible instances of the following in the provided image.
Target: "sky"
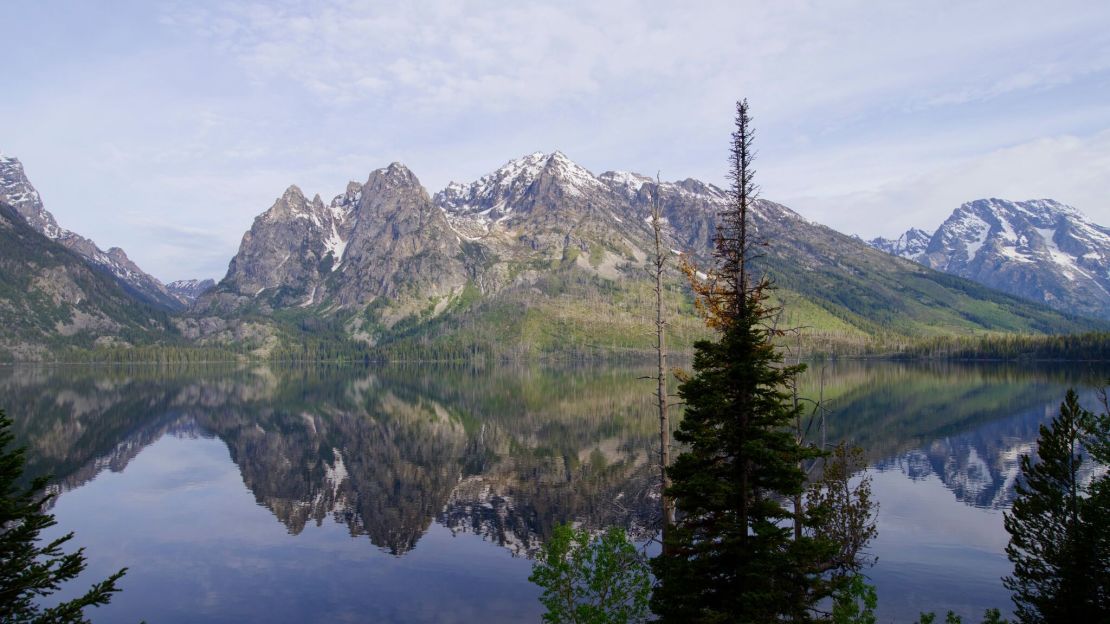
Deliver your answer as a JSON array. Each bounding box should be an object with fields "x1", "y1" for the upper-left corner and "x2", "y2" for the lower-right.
[{"x1": 2, "y1": 0, "x2": 1109, "y2": 282}]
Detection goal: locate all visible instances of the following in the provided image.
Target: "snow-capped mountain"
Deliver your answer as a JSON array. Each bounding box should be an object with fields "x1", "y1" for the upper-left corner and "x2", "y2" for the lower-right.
[
  {"x1": 868, "y1": 228, "x2": 931, "y2": 262},
  {"x1": 868, "y1": 199, "x2": 1110, "y2": 319},
  {"x1": 166, "y1": 279, "x2": 216, "y2": 302},
  {"x1": 0, "y1": 153, "x2": 182, "y2": 311}
]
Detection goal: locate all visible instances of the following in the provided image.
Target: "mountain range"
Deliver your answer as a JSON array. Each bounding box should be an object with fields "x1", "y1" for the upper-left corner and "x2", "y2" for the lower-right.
[
  {"x1": 869, "y1": 199, "x2": 1110, "y2": 320},
  {"x1": 0, "y1": 151, "x2": 1102, "y2": 360}
]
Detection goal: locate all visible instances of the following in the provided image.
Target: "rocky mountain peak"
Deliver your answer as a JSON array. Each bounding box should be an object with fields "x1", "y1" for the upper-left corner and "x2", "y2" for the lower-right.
[
  {"x1": 869, "y1": 228, "x2": 931, "y2": 261},
  {"x1": 0, "y1": 153, "x2": 62, "y2": 238},
  {"x1": 106, "y1": 247, "x2": 131, "y2": 264},
  {"x1": 260, "y1": 184, "x2": 324, "y2": 225},
  {"x1": 961, "y1": 197, "x2": 1076, "y2": 222},
  {"x1": 867, "y1": 197, "x2": 1110, "y2": 319},
  {"x1": 328, "y1": 182, "x2": 362, "y2": 218},
  {"x1": 930, "y1": 198, "x2": 1098, "y2": 265},
  {"x1": 673, "y1": 178, "x2": 727, "y2": 200},
  {"x1": 373, "y1": 162, "x2": 421, "y2": 187},
  {"x1": 432, "y1": 151, "x2": 611, "y2": 238},
  {"x1": 534, "y1": 151, "x2": 606, "y2": 200},
  {"x1": 205, "y1": 159, "x2": 465, "y2": 312}
]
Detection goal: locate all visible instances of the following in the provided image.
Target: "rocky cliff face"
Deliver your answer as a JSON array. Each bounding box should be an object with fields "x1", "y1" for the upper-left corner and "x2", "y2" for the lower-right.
[
  {"x1": 869, "y1": 199, "x2": 1110, "y2": 319},
  {"x1": 335, "y1": 164, "x2": 466, "y2": 306},
  {"x1": 0, "y1": 153, "x2": 181, "y2": 311},
  {"x1": 212, "y1": 185, "x2": 341, "y2": 310},
  {"x1": 202, "y1": 164, "x2": 467, "y2": 318}
]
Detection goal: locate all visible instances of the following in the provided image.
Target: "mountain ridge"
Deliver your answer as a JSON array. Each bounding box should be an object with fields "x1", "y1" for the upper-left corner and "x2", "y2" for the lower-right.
[{"x1": 0, "y1": 153, "x2": 183, "y2": 310}]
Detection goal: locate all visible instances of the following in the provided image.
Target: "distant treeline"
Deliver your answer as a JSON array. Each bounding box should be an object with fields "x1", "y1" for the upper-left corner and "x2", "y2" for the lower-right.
[
  {"x1": 58, "y1": 344, "x2": 245, "y2": 364},
  {"x1": 893, "y1": 331, "x2": 1110, "y2": 361},
  {"x1": 9, "y1": 330, "x2": 1110, "y2": 365}
]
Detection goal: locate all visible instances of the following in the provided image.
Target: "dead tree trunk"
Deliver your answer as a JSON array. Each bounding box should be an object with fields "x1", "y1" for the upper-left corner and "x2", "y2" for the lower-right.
[{"x1": 650, "y1": 178, "x2": 675, "y2": 551}]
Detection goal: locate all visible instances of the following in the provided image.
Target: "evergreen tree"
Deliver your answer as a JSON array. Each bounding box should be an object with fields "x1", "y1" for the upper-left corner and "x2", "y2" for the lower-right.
[
  {"x1": 1003, "y1": 389, "x2": 1110, "y2": 622},
  {"x1": 0, "y1": 409, "x2": 127, "y2": 623},
  {"x1": 650, "y1": 100, "x2": 833, "y2": 622}
]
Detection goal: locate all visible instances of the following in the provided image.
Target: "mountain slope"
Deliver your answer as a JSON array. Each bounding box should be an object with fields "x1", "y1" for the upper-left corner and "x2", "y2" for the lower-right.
[
  {"x1": 0, "y1": 153, "x2": 182, "y2": 310},
  {"x1": 192, "y1": 153, "x2": 1099, "y2": 357},
  {"x1": 0, "y1": 201, "x2": 174, "y2": 359},
  {"x1": 869, "y1": 199, "x2": 1110, "y2": 320}
]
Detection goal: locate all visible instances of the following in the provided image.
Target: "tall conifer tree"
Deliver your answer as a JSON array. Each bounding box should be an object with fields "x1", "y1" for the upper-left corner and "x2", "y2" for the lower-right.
[{"x1": 650, "y1": 100, "x2": 829, "y2": 623}]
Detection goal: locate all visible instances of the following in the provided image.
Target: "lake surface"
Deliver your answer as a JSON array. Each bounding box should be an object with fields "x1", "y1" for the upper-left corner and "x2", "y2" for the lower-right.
[{"x1": 5, "y1": 361, "x2": 1107, "y2": 622}]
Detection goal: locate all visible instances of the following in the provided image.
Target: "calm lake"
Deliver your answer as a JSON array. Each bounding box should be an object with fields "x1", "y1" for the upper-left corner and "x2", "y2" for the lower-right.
[{"x1": 5, "y1": 361, "x2": 1107, "y2": 622}]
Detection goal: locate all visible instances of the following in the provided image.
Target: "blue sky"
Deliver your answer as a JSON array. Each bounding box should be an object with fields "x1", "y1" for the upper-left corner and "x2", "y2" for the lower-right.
[{"x1": 3, "y1": 0, "x2": 1109, "y2": 282}]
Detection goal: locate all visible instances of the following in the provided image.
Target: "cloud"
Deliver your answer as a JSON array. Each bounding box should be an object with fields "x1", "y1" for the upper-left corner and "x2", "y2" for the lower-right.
[
  {"x1": 3, "y1": 0, "x2": 1110, "y2": 281},
  {"x1": 787, "y1": 129, "x2": 1110, "y2": 238}
]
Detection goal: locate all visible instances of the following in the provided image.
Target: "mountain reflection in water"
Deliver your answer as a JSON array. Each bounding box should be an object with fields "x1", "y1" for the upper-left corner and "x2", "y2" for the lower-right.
[{"x1": 3, "y1": 361, "x2": 1106, "y2": 622}]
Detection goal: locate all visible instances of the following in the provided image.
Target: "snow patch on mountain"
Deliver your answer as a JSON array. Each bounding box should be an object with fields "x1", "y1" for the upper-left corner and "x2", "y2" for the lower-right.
[{"x1": 599, "y1": 170, "x2": 652, "y2": 195}]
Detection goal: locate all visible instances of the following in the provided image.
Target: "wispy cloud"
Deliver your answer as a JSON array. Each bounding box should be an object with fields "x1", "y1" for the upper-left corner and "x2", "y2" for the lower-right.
[{"x1": 1, "y1": 0, "x2": 1109, "y2": 280}]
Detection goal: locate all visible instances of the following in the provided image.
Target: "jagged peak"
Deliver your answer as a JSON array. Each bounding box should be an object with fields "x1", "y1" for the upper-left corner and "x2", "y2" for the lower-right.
[
  {"x1": 327, "y1": 182, "x2": 363, "y2": 223},
  {"x1": 366, "y1": 162, "x2": 424, "y2": 191},
  {"x1": 259, "y1": 184, "x2": 321, "y2": 225},
  {"x1": 281, "y1": 184, "x2": 306, "y2": 201},
  {"x1": 869, "y1": 227, "x2": 932, "y2": 259},
  {"x1": 872, "y1": 227, "x2": 930, "y2": 242},
  {"x1": 380, "y1": 162, "x2": 415, "y2": 179},
  {"x1": 484, "y1": 151, "x2": 549, "y2": 185},
  {"x1": 440, "y1": 150, "x2": 602, "y2": 207},
  {"x1": 540, "y1": 150, "x2": 599, "y2": 185}
]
